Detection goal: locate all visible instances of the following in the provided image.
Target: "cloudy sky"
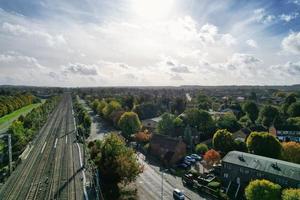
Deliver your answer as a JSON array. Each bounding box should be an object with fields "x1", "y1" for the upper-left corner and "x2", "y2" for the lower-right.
[{"x1": 0, "y1": 0, "x2": 300, "y2": 87}]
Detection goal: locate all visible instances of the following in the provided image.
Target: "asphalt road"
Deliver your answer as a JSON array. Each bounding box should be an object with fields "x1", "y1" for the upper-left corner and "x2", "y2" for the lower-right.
[
  {"x1": 136, "y1": 154, "x2": 206, "y2": 200},
  {"x1": 0, "y1": 94, "x2": 87, "y2": 200}
]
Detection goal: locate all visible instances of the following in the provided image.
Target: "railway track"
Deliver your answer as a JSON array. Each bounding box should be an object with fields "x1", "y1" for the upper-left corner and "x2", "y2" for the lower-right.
[
  {"x1": 0, "y1": 96, "x2": 65, "y2": 199},
  {"x1": 0, "y1": 94, "x2": 83, "y2": 200}
]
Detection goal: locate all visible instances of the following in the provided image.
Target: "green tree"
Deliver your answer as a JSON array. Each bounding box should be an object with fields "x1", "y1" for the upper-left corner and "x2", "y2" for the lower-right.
[
  {"x1": 282, "y1": 188, "x2": 300, "y2": 200},
  {"x1": 89, "y1": 134, "x2": 142, "y2": 199},
  {"x1": 118, "y1": 112, "x2": 141, "y2": 139},
  {"x1": 233, "y1": 140, "x2": 247, "y2": 152},
  {"x1": 243, "y1": 101, "x2": 259, "y2": 123},
  {"x1": 91, "y1": 99, "x2": 100, "y2": 112},
  {"x1": 184, "y1": 125, "x2": 193, "y2": 151},
  {"x1": 212, "y1": 129, "x2": 234, "y2": 154},
  {"x1": 102, "y1": 100, "x2": 122, "y2": 119},
  {"x1": 198, "y1": 110, "x2": 215, "y2": 135},
  {"x1": 157, "y1": 113, "x2": 175, "y2": 136},
  {"x1": 122, "y1": 95, "x2": 135, "y2": 110},
  {"x1": 171, "y1": 97, "x2": 186, "y2": 114},
  {"x1": 195, "y1": 143, "x2": 208, "y2": 155},
  {"x1": 258, "y1": 105, "x2": 279, "y2": 128},
  {"x1": 9, "y1": 120, "x2": 26, "y2": 152},
  {"x1": 184, "y1": 109, "x2": 215, "y2": 135},
  {"x1": 282, "y1": 93, "x2": 297, "y2": 115},
  {"x1": 287, "y1": 102, "x2": 300, "y2": 117},
  {"x1": 184, "y1": 108, "x2": 201, "y2": 128},
  {"x1": 246, "y1": 132, "x2": 282, "y2": 158},
  {"x1": 197, "y1": 92, "x2": 211, "y2": 111},
  {"x1": 216, "y1": 113, "x2": 241, "y2": 132},
  {"x1": 133, "y1": 102, "x2": 159, "y2": 120},
  {"x1": 96, "y1": 100, "x2": 107, "y2": 116},
  {"x1": 83, "y1": 113, "x2": 91, "y2": 133},
  {"x1": 245, "y1": 179, "x2": 281, "y2": 200}
]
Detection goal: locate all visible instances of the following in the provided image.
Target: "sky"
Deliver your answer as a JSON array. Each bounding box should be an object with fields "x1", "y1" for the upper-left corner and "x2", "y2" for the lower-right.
[{"x1": 0, "y1": 0, "x2": 300, "y2": 87}]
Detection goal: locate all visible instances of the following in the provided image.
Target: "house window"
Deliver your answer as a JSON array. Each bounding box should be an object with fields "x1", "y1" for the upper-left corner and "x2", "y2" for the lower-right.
[
  {"x1": 239, "y1": 168, "x2": 244, "y2": 173},
  {"x1": 256, "y1": 172, "x2": 262, "y2": 177},
  {"x1": 224, "y1": 173, "x2": 229, "y2": 178}
]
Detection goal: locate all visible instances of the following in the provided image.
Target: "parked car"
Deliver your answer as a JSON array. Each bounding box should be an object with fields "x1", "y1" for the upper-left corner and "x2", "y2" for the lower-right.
[
  {"x1": 183, "y1": 160, "x2": 192, "y2": 166},
  {"x1": 182, "y1": 173, "x2": 194, "y2": 186},
  {"x1": 190, "y1": 154, "x2": 202, "y2": 161},
  {"x1": 173, "y1": 188, "x2": 185, "y2": 200},
  {"x1": 177, "y1": 163, "x2": 190, "y2": 170},
  {"x1": 185, "y1": 156, "x2": 196, "y2": 163}
]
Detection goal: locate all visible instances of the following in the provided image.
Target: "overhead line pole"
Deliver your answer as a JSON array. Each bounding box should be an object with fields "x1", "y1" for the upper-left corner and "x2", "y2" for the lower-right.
[{"x1": 0, "y1": 134, "x2": 12, "y2": 174}]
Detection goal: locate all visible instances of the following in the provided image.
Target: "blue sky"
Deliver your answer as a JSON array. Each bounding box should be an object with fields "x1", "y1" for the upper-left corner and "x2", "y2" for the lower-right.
[{"x1": 0, "y1": 0, "x2": 300, "y2": 86}]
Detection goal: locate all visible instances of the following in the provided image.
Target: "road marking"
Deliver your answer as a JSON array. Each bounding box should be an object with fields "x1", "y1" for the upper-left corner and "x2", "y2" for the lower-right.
[
  {"x1": 65, "y1": 136, "x2": 68, "y2": 144},
  {"x1": 41, "y1": 142, "x2": 47, "y2": 154},
  {"x1": 73, "y1": 117, "x2": 76, "y2": 130},
  {"x1": 54, "y1": 138, "x2": 58, "y2": 148},
  {"x1": 76, "y1": 143, "x2": 89, "y2": 200}
]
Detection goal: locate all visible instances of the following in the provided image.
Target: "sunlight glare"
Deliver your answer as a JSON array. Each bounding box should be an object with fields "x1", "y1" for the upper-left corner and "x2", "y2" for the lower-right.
[{"x1": 130, "y1": 0, "x2": 174, "y2": 20}]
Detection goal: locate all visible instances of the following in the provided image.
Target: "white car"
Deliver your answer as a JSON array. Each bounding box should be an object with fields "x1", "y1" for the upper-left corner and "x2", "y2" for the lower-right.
[{"x1": 173, "y1": 188, "x2": 185, "y2": 200}]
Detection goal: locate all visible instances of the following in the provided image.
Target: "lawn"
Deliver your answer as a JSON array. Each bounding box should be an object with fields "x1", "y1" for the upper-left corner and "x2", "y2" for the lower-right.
[{"x1": 0, "y1": 101, "x2": 44, "y2": 134}]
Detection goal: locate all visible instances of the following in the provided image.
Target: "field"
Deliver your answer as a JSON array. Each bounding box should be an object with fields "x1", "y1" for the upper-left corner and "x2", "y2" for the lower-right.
[{"x1": 0, "y1": 100, "x2": 44, "y2": 134}]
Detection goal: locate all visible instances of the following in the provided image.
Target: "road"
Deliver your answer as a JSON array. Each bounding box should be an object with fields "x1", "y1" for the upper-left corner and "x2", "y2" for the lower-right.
[
  {"x1": 80, "y1": 99, "x2": 205, "y2": 200},
  {"x1": 137, "y1": 154, "x2": 206, "y2": 200},
  {"x1": 0, "y1": 94, "x2": 87, "y2": 200},
  {"x1": 136, "y1": 155, "x2": 174, "y2": 200}
]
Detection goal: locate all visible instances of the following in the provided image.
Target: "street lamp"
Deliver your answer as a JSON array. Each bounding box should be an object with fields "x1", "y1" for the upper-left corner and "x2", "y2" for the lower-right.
[{"x1": 161, "y1": 169, "x2": 168, "y2": 200}]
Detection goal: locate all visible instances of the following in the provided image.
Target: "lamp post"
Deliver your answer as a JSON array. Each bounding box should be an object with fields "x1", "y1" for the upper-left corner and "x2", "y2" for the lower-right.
[{"x1": 161, "y1": 169, "x2": 168, "y2": 200}]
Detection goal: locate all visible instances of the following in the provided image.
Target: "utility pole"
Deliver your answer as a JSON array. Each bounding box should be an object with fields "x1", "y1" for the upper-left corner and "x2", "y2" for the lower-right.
[
  {"x1": 0, "y1": 134, "x2": 12, "y2": 174},
  {"x1": 8, "y1": 134, "x2": 12, "y2": 174},
  {"x1": 161, "y1": 171, "x2": 164, "y2": 200}
]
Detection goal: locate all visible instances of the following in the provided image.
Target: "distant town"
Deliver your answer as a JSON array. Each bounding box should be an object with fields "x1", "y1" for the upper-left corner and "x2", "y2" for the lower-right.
[{"x1": 0, "y1": 85, "x2": 299, "y2": 200}]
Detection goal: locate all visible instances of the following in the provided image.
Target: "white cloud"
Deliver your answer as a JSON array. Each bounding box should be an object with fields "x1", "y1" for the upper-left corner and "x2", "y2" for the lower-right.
[
  {"x1": 170, "y1": 74, "x2": 184, "y2": 81},
  {"x1": 291, "y1": 0, "x2": 300, "y2": 5},
  {"x1": 0, "y1": 52, "x2": 44, "y2": 69},
  {"x1": 246, "y1": 39, "x2": 258, "y2": 48},
  {"x1": 218, "y1": 53, "x2": 261, "y2": 73},
  {"x1": 2, "y1": 22, "x2": 66, "y2": 47},
  {"x1": 271, "y1": 61, "x2": 300, "y2": 75},
  {"x1": 170, "y1": 65, "x2": 191, "y2": 73},
  {"x1": 254, "y1": 8, "x2": 276, "y2": 24},
  {"x1": 63, "y1": 63, "x2": 98, "y2": 76},
  {"x1": 282, "y1": 32, "x2": 300, "y2": 54},
  {"x1": 0, "y1": 1, "x2": 299, "y2": 86},
  {"x1": 279, "y1": 13, "x2": 299, "y2": 22}
]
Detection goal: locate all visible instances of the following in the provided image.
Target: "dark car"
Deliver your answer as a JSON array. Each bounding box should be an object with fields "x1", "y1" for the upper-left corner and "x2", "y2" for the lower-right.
[
  {"x1": 190, "y1": 154, "x2": 202, "y2": 161},
  {"x1": 177, "y1": 163, "x2": 190, "y2": 170},
  {"x1": 173, "y1": 188, "x2": 185, "y2": 200},
  {"x1": 185, "y1": 156, "x2": 196, "y2": 164},
  {"x1": 182, "y1": 173, "x2": 194, "y2": 186}
]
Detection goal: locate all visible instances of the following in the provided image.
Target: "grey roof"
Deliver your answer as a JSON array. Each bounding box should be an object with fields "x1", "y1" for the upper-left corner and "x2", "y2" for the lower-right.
[
  {"x1": 143, "y1": 116, "x2": 162, "y2": 123},
  {"x1": 222, "y1": 151, "x2": 300, "y2": 181}
]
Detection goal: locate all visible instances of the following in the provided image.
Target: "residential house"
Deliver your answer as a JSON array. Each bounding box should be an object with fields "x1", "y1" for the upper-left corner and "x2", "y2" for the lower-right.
[
  {"x1": 222, "y1": 151, "x2": 300, "y2": 199},
  {"x1": 149, "y1": 134, "x2": 186, "y2": 166},
  {"x1": 141, "y1": 116, "x2": 162, "y2": 132}
]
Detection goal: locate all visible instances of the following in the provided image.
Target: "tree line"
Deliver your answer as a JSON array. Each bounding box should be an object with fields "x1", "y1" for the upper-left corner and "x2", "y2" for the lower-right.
[
  {"x1": 73, "y1": 97, "x2": 91, "y2": 139},
  {"x1": 0, "y1": 94, "x2": 38, "y2": 117},
  {"x1": 6, "y1": 96, "x2": 60, "y2": 159}
]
